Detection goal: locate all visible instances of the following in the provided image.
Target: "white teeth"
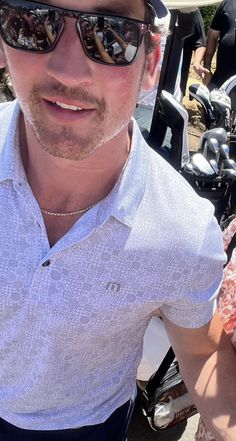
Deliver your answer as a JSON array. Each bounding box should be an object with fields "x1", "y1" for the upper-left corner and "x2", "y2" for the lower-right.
[{"x1": 55, "y1": 101, "x2": 83, "y2": 111}]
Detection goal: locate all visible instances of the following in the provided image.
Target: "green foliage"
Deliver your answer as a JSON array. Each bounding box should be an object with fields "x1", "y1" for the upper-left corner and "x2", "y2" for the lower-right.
[{"x1": 200, "y1": 5, "x2": 218, "y2": 32}]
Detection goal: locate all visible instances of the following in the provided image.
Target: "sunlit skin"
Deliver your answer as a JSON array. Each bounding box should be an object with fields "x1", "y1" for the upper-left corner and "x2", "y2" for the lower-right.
[
  {"x1": 0, "y1": 0, "x2": 160, "y2": 243},
  {"x1": 0, "y1": 0, "x2": 158, "y2": 160},
  {"x1": 1, "y1": 5, "x2": 236, "y2": 441}
]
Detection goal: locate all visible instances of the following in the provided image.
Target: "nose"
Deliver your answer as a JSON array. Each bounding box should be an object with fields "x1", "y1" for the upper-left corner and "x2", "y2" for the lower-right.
[{"x1": 45, "y1": 19, "x2": 94, "y2": 87}]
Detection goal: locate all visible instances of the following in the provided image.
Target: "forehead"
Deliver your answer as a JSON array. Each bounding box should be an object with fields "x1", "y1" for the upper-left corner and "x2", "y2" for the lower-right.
[{"x1": 45, "y1": 0, "x2": 146, "y2": 19}]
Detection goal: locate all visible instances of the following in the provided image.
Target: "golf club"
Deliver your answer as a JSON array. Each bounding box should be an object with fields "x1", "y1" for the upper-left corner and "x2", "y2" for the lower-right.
[
  {"x1": 210, "y1": 89, "x2": 231, "y2": 132},
  {"x1": 191, "y1": 153, "x2": 216, "y2": 177},
  {"x1": 219, "y1": 143, "x2": 230, "y2": 159},
  {"x1": 220, "y1": 158, "x2": 236, "y2": 172},
  {"x1": 199, "y1": 127, "x2": 228, "y2": 156},
  {"x1": 220, "y1": 75, "x2": 236, "y2": 96},
  {"x1": 203, "y1": 137, "x2": 219, "y2": 159},
  {"x1": 220, "y1": 169, "x2": 236, "y2": 180},
  {"x1": 189, "y1": 83, "x2": 215, "y2": 129},
  {"x1": 209, "y1": 159, "x2": 219, "y2": 174}
]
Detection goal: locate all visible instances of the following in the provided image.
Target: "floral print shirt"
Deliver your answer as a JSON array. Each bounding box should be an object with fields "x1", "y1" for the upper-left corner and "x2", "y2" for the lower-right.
[{"x1": 195, "y1": 217, "x2": 236, "y2": 441}]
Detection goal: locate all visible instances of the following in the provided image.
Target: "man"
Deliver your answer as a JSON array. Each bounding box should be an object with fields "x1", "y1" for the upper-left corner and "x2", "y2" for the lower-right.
[
  {"x1": 0, "y1": 1, "x2": 235, "y2": 441},
  {"x1": 195, "y1": 0, "x2": 236, "y2": 90},
  {"x1": 181, "y1": 8, "x2": 206, "y2": 97}
]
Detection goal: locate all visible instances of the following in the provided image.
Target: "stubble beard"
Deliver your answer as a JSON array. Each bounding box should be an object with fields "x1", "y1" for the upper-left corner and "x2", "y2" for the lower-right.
[{"x1": 20, "y1": 84, "x2": 130, "y2": 161}]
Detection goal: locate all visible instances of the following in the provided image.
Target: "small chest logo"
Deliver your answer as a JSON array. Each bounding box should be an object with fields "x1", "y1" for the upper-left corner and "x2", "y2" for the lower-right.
[{"x1": 106, "y1": 282, "x2": 121, "y2": 293}]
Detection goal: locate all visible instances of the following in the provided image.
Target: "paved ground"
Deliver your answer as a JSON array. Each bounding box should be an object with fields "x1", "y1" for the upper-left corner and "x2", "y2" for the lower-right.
[{"x1": 128, "y1": 401, "x2": 198, "y2": 441}]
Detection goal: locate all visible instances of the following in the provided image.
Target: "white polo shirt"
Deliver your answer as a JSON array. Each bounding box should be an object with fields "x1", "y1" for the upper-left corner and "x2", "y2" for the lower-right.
[{"x1": 0, "y1": 100, "x2": 225, "y2": 430}]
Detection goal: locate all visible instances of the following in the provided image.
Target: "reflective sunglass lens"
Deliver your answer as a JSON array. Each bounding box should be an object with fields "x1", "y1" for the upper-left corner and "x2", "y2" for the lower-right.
[
  {"x1": 0, "y1": 2, "x2": 144, "y2": 65},
  {"x1": 0, "y1": 5, "x2": 63, "y2": 51},
  {"x1": 79, "y1": 16, "x2": 139, "y2": 65}
]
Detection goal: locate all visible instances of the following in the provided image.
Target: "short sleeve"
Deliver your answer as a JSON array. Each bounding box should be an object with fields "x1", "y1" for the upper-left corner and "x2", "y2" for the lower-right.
[
  {"x1": 210, "y1": 1, "x2": 225, "y2": 31},
  {"x1": 160, "y1": 215, "x2": 226, "y2": 328}
]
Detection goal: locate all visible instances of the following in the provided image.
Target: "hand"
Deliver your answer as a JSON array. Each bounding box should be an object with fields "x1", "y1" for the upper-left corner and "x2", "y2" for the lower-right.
[
  {"x1": 193, "y1": 64, "x2": 213, "y2": 86},
  {"x1": 201, "y1": 68, "x2": 213, "y2": 86}
]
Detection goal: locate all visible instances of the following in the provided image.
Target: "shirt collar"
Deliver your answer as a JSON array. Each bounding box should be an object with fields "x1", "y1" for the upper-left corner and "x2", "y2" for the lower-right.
[
  {"x1": 96, "y1": 119, "x2": 149, "y2": 228},
  {"x1": 0, "y1": 100, "x2": 26, "y2": 184},
  {"x1": 0, "y1": 101, "x2": 149, "y2": 228}
]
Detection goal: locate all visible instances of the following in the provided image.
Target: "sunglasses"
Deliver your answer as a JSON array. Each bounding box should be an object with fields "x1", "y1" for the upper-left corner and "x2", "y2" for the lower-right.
[{"x1": 0, "y1": 0, "x2": 154, "y2": 66}]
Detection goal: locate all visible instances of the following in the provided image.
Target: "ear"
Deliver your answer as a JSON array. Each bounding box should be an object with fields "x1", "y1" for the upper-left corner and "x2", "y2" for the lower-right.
[
  {"x1": 0, "y1": 40, "x2": 7, "y2": 68},
  {"x1": 140, "y1": 36, "x2": 162, "y2": 92}
]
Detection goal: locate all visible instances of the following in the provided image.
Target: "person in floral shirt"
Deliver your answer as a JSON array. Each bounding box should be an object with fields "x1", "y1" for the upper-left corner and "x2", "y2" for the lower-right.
[{"x1": 195, "y1": 216, "x2": 236, "y2": 441}]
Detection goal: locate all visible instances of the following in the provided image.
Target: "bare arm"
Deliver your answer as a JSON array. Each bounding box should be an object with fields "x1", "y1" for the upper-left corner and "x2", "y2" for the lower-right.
[
  {"x1": 93, "y1": 28, "x2": 115, "y2": 64},
  {"x1": 162, "y1": 312, "x2": 236, "y2": 441},
  {"x1": 192, "y1": 46, "x2": 209, "y2": 80},
  {"x1": 193, "y1": 29, "x2": 220, "y2": 85},
  {"x1": 108, "y1": 28, "x2": 127, "y2": 51},
  {"x1": 202, "y1": 28, "x2": 220, "y2": 85},
  {"x1": 194, "y1": 46, "x2": 206, "y2": 66},
  {"x1": 44, "y1": 19, "x2": 55, "y2": 45},
  {"x1": 204, "y1": 28, "x2": 220, "y2": 70}
]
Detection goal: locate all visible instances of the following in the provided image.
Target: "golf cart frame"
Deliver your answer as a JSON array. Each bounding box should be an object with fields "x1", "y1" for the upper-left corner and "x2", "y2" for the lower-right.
[{"x1": 145, "y1": 1, "x2": 236, "y2": 223}]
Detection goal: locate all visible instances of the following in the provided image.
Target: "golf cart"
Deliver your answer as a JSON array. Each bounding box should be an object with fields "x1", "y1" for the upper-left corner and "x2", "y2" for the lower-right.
[
  {"x1": 138, "y1": 0, "x2": 236, "y2": 225},
  {"x1": 136, "y1": 0, "x2": 236, "y2": 432}
]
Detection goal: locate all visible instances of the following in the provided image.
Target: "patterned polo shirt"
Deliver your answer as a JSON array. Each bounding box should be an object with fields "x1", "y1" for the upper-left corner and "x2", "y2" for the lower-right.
[{"x1": 0, "y1": 100, "x2": 225, "y2": 430}]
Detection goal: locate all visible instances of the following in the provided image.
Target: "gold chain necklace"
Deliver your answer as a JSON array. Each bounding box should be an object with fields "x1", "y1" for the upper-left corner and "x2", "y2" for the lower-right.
[
  {"x1": 40, "y1": 145, "x2": 131, "y2": 218},
  {"x1": 41, "y1": 199, "x2": 103, "y2": 217}
]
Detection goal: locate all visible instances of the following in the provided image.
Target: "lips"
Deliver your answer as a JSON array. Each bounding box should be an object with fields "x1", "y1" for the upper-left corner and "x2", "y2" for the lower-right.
[{"x1": 42, "y1": 97, "x2": 96, "y2": 123}]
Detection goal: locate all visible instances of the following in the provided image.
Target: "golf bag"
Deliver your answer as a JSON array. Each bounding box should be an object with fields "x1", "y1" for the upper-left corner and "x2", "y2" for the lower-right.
[{"x1": 140, "y1": 347, "x2": 197, "y2": 430}]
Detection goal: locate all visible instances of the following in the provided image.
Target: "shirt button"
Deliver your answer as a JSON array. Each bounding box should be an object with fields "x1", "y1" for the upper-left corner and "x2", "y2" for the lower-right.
[{"x1": 42, "y1": 259, "x2": 51, "y2": 267}]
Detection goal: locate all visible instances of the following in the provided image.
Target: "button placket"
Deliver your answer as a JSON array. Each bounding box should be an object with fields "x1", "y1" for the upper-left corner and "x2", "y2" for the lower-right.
[{"x1": 42, "y1": 259, "x2": 51, "y2": 267}]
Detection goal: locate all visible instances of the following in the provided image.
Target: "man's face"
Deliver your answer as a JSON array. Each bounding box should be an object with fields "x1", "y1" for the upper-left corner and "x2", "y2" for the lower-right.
[{"x1": 0, "y1": 0, "x2": 159, "y2": 160}]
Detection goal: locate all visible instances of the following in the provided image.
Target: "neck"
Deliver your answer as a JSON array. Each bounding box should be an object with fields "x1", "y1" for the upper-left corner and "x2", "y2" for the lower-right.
[{"x1": 20, "y1": 115, "x2": 132, "y2": 213}]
